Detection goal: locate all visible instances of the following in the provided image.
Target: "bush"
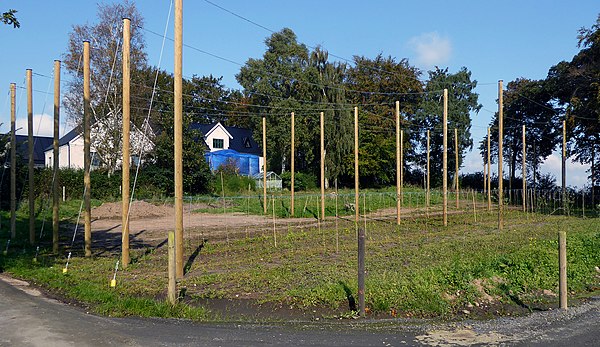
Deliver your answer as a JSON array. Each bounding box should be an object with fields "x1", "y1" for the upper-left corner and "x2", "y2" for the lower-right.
[
  {"x1": 213, "y1": 172, "x2": 255, "y2": 196},
  {"x1": 281, "y1": 171, "x2": 316, "y2": 191}
]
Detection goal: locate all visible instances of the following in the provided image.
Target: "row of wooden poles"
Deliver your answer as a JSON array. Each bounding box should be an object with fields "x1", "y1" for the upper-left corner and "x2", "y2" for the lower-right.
[{"x1": 6, "y1": 0, "x2": 568, "y2": 309}]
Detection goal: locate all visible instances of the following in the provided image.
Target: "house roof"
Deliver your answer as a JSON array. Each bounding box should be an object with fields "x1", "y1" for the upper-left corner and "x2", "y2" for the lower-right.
[
  {"x1": 43, "y1": 126, "x2": 81, "y2": 152},
  {"x1": 191, "y1": 122, "x2": 262, "y2": 156},
  {"x1": 14, "y1": 135, "x2": 54, "y2": 166}
]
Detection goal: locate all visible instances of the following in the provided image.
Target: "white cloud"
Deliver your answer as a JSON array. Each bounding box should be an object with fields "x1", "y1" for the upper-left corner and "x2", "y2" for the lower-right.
[
  {"x1": 540, "y1": 153, "x2": 589, "y2": 189},
  {"x1": 408, "y1": 32, "x2": 452, "y2": 67},
  {"x1": 15, "y1": 113, "x2": 54, "y2": 137}
]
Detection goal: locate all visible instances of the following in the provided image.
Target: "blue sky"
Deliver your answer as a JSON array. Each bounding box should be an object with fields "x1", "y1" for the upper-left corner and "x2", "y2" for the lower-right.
[{"x1": 0, "y1": 1, "x2": 598, "y2": 187}]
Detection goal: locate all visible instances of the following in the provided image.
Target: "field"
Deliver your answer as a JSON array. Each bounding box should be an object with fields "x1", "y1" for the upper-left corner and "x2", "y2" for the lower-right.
[{"x1": 1, "y1": 190, "x2": 599, "y2": 322}]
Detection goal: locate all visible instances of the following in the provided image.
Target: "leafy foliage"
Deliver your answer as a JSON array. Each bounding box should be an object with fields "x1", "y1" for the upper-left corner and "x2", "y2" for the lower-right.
[{"x1": 1, "y1": 9, "x2": 19, "y2": 28}]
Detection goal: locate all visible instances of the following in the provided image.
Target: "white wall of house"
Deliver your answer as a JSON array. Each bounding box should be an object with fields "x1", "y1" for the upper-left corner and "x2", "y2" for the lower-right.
[
  {"x1": 204, "y1": 124, "x2": 232, "y2": 152},
  {"x1": 45, "y1": 136, "x2": 86, "y2": 169}
]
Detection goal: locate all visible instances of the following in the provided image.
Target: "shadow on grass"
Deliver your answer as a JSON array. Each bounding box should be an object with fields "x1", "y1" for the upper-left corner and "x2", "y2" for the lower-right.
[
  {"x1": 184, "y1": 241, "x2": 206, "y2": 275},
  {"x1": 338, "y1": 280, "x2": 357, "y2": 311}
]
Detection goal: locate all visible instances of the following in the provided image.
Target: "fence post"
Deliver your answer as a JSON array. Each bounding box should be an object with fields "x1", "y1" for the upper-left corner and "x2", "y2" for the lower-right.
[
  {"x1": 559, "y1": 230, "x2": 567, "y2": 310},
  {"x1": 358, "y1": 227, "x2": 365, "y2": 317}
]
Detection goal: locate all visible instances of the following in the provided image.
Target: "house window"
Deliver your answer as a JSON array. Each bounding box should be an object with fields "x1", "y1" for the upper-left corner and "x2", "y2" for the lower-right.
[
  {"x1": 243, "y1": 137, "x2": 252, "y2": 149},
  {"x1": 213, "y1": 138, "x2": 224, "y2": 149}
]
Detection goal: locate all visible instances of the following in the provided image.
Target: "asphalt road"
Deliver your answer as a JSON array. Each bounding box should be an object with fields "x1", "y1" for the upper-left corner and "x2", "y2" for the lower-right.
[{"x1": 1, "y1": 274, "x2": 599, "y2": 346}]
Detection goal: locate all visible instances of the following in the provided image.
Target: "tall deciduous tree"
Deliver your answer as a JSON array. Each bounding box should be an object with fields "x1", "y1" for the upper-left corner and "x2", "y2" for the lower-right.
[
  {"x1": 479, "y1": 78, "x2": 560, "y2": 189},
  {"x1": 2, "y1": 9, "x2": 19, "y2": 28},
  {"x1": 345, "y1": 54, "x2": 423, "y2": 187},
  {"x1": 415, "y1": 67, "x2": 481, "y2": 187},
  {"x1": 63, "y1": 0, "x2": 147, "y2": 173}
]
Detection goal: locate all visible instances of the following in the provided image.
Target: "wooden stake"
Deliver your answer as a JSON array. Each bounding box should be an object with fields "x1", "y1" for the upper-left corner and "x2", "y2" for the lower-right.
[
  {"x1": 174, "y1": 0, "x2": 184, "y2": 277},
  {"x1": 443, "y1": 89, "x2": 448, "y2": 226},
  {"x1": 272, "y1": 195, "x2": 276, "y2": 247},
  {"x1": 522, "y1": 124, "x2": 526, "y2": 212},
  {"x1": 10, "y1": 83, "x2": 16, "y2": 240},
  {"x1": 168, "y1": 230, "x2": 177, "y2": 305},
  {"x1": 396, "y1": 101, "x2": 401, "y2": 225},
  {"x1": 487, "y1": 127, "x2": 491, "y2": 212},
  {"x1": 354, "y1": 106, "x2": 359, "y2": 224},
  {"x1": 83, "y1": 42, "x2": 92, "y2": 256},
  {"x1": 455, "y1": 128, "x2": 459, "y2": 209},
  {"x1": 53, "y1": 60, "x2": 61, "y2": 253},
  {"x1": 498, "y1": 80, "x2": 504, "y2": 231},
  {"x1": 122, "y1": 17, "x2": 131, "y2": 268},
  {"x1": 320, "y1": 111, "x2": 325, "y2": 220},
  {"x1": 27, "y1": 69, "x2": 35, "y2": 245},
  {"x1": 357, "y1": 227, "x2": 365, "y2": 317},
  {"x1": 290, "y1": 112, "x2": 295, "y2": 217},
  {"x1": 559, "y1": 230, "x2": 567, "y2": 309},
  {"x1": 262, "y1": 116, "x2": 267, "y2": 215}
]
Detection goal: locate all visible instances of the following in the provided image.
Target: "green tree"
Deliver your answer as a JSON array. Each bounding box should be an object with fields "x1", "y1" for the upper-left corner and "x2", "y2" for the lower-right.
[
  {"x1": 545, "y1": 14, "x2": 600, "y2": 196},
  {"x1": 479, "y1": 78, "x2": 560, "y2": 190},
  {"x1": 2, "y1": 9, "x2": 19, "y2": 28},
  {"x1": 345, "y1": 54, "x2": 423, "y2": 187},
  {"x1": 63, "y1": 0, "x2": 147, "y2": 173},
  {"x1": 414, "y1": 67, "x2": 481, "y2": 187}
]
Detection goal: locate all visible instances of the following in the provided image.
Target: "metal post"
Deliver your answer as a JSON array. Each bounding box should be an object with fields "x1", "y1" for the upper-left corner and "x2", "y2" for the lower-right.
[
  {"x1": 174, "y1": 0, "x2": 184, "y2": 278},
  {"x1": 27, "y1": 69, "x2": 35, "y2": 245},
  {"x1": 53, "y1": 60, "x2": 61, "y2": 253},
  {"x1": 83, "y1": 42, "x2": 92, "y2": 257},
  {"x1": 122, "y1": 17, "x2": 131, "y2": 268}
]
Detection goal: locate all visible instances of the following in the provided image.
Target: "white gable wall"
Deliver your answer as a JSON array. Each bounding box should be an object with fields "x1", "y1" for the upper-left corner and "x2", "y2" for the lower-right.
[{"x1": 204, "y1": 124, "x2": 232, "y2": 152}]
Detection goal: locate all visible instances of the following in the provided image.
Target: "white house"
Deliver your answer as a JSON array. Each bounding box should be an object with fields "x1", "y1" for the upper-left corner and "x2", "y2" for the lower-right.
[{"x1": 44, "y1": 122, "x2": 154, "y2": 170}]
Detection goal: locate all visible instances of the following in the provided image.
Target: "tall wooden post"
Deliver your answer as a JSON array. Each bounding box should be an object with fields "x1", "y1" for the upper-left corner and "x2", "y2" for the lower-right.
[
  {"x1": 483, "y1": 161, "x2": 487, "y2": 194},
  {"x1": 426, "y1": 129, "x2": 430, "y2": 208},
  {"x1": 559, "y1": 230, "x2": 567, "y2": 309},
  {"x1": 174, "y1": 0, "x2": 184, "y2": 278},
  {"x1": 400, "y1": 130, "x2": 404, "y2": 212},
  {"x1": 442, "y1": 89, "x2": 448, "y2": 226},
  {"x1": 290, "y1": 112, "x2": 295, "y2": 217},
  {"x1": 522, "y1": 124, "x2": 526, "y2": 212},
  {"x1": 454, "y1": 128, "x2": 459, "y2": 209},
  {"x1": 498, "y1": 80, "x2": 504, "y2": 231},
  {"x1": 354, "y1": 107, "x2": 359, "y2": 224},
  {"x1": 357, "y1": 227, "x2": 365, "y2": 317},
  {"x1": 262, "y1": 117, "x2": 267, "y2": 215},
  {"x1": 121, "y1": 17, "x2": 131, "y2": 268},
  {"x1": 168, "y1": 230, "x2": 177, "y2": 304},
  {"x1": 10, "y1": 83, "x2": 16, "y2": 240},
  {"x1": 562, "y1": 120, "x2": 566, "y2": 214},
  {"x1": 395, "y1": 101, "x2": 401, "y2": 225},
  {"x1": 53, "y1": 61, "x2": 61, "y2": 253},
  {"x1": 487, "y1": 127, "x2": 491, "y2": 211},
  {"x1": 27, "y1": 69, "x2": 35, "y2": 245},
  {"x1": 83, "y1": 41, "x2": 92, "y2": 256},
  {"x1": 320, "y1": 112, "x2": 325, "y2": 220}
]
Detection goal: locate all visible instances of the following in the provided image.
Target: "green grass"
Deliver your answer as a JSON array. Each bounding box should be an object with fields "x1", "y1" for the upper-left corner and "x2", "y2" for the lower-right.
[{"x1": 1, "y1": 193, "x2": 599, "y2": 321}]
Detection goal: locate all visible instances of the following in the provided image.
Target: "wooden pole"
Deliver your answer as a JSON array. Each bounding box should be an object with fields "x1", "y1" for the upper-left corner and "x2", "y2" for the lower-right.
[
  {"x1": 395, "y1": 101, "x2": 401, "y2": 225},
  {"x1": 290, "y1": 112, "x2": 295, "y2": 217},
  {"x1": 559, "y1": 230, "x2": 567, "y2": 309},
  {"x1": 443, "y1": 89, "x2": 448, "y2": 226},
  {"x1": 426, "y1": 129, "x2": 430, "y2": 209},
  {"x1": 174, "y1": 0, "x2": 184, "y2": 278},
  {"x1": 262, "y1": 116, "x2": 267, "y2": 215},
  {"x1": 83, "y1": 42, "x2": 92, "y2": 257},
  {"x1": 487, "y1": 127, "x2": 491, "y2": 212},
  {"x1": 455, "y1": 128, "x2": 459, "y2": 209},
  {"x1": 483, "y1": 160, "x2": 487, "y2": 194},
  {"x1": 27, "y1": 69, "x2": 35, "y2": 246},
  {"x1": 400, "y1": 130, "x2": 404, "y2": 214},
  {"x1": 167, "y1": 230, "x2": 177, "y2": 305},
  {"x1": 498, "y1": 80, "x2": 504, "y2": 231},
  {"x1": 121, "y1": 17, "x2": 131, "y2": 268},
  {"x1": 562, "y1": 120, "x2": 566, "y2": 214},
  {"x1": 10, "y1": 83, "x2": 16, "y2": 240},
  {"x1": 522, "y1": 124, "x2": 526, "y2": 212},
  {"x1": 320, "y1": 111, "x2": 325, "y2": 220},
  {"x1": 357, "y1": 227, "x2": 365, "y2": 317},
  {"x1": 354, "y1": 106, "x2": 359, "y2": 224},
  {"x1": 53, "y1": 60, "x2": 60, "y2": 253}
]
